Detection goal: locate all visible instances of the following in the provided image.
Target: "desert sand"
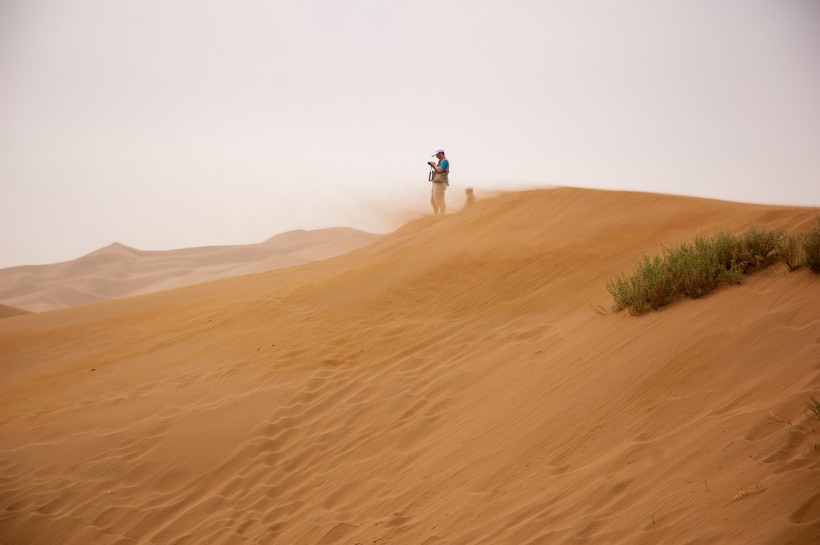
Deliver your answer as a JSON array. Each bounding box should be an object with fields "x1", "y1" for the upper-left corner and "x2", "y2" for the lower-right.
[
  {"x1": 1, "y1": 187, "x2": 818, "y2": 545},
  {"x1": 0, "y1": 227, "x2": 381, "y2": 312},
  {"x1": 0, "y1": 305, "x2": 29, "y2": 319}
]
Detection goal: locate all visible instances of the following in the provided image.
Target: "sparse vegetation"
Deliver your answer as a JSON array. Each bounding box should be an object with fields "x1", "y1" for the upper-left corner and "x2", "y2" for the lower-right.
[
  {"x1": 664, "y1": 235, "x2": 723, "y2": 298},
  {"x1": 607, "y1": 256, "x2": 675, "y2": 315},
  {"x1": 780, "y1": 232, "x2": 803, "y2": 271},
  {"x1": 806, "y1": 395, "x2": 820, "y2": 420},
  {"x1": 739, "y1": 226, "x2": 784, "y2": 271},
  {"x1": 608, "y1": 223, "x2": 819, "y2": 315},
  {"x1": 802, "y1": 215, "x2": 820, "y2": 273}
]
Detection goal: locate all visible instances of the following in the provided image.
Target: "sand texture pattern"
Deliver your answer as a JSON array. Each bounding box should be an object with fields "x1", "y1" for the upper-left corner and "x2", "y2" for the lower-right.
[
  {"x1": 0, "y1": 228, "x2": 381, "y2": 312},
  {"x1": 1, "y1": 188, "x2": 819, "y2": 545}
]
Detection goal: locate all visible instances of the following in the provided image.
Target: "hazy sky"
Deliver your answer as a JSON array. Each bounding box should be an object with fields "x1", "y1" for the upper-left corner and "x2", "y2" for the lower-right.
[{"x1": 2, "y1": 0, "x2": 819, "y2": 268}]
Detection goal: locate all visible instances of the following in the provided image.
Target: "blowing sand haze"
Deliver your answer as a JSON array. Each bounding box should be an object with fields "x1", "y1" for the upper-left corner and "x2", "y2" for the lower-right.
[{"x1": 1, "y1": 187, "x2": 818, "y2": 544}]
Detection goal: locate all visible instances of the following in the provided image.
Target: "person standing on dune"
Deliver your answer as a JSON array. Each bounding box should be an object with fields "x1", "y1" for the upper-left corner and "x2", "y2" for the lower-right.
[{"x1": 427, "y1": 147, "x2": 449, "y2": 216}]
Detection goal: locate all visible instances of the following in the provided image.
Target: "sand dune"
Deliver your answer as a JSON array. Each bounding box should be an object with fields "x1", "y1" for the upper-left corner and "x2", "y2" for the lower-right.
[
  {"x1": 0, "y1": 228, "x2": 381, "y2": 312},
  {"x1": 0, "y1": 304, "x2": 29, "y2": 319},
  {"x1": 1, "y1": 187, "x2": 818, "y2": 545}
]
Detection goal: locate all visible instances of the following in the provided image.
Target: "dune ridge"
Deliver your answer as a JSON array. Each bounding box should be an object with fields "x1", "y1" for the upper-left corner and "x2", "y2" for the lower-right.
[
  {"x1": 0, "y1": 187, "x2": 818, "y2": 545},
  {"x1": 0, "y1": 227, "x2": 381, "y2": 312}
]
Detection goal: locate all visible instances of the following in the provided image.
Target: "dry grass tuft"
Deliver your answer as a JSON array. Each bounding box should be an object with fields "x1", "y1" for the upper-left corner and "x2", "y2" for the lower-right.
[{"x1": 733, "y1": 482, "x2": 766, "y2": 501}]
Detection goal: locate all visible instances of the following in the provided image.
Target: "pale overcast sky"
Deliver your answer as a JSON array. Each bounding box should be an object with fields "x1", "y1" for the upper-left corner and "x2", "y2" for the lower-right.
[{"x1": 2, "y1": 0, "x2": 819, "y2": 268}]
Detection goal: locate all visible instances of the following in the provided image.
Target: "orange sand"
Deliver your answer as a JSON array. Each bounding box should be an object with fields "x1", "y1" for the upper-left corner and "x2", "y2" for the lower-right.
[
  {"x1": 0, "y1": 228, "x2": 380, "y2": 312},
  {"x1": 1, "y1": 187, "x2": 818, "y2": 545}
]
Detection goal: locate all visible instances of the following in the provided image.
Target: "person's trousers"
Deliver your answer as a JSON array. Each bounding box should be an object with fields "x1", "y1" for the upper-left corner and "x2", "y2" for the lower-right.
[{"x1": 431, "y1": 182, "x2": 447, "y2": 215}]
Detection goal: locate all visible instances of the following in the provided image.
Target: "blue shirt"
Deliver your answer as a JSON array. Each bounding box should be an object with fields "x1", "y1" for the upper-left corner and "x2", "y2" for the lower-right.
[{"x1": 439, "y1": 159, "x2": 449, "y2": 171}]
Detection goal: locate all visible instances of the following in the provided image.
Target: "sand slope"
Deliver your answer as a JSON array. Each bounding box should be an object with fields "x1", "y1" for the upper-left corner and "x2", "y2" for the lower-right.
[
  {"x1": 0, "y1": 304, "x2": 29, "y2": 319},
  {"x1": 0, "y1": 187, "x2": 818, "y2": 545},
  {"x1": 0, "y1": 228, "x2": 381, "y2": 312}
]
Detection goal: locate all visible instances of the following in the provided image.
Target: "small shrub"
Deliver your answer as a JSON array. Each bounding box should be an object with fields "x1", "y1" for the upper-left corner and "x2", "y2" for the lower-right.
[
  {"x1": 607, "y1": 256, "x2": 675, "y2": 315},
  {"x1": 711, "y1": 231, "x2": 744, "y2": 271},
  {"x1": 802, "y1": 216, "x2": 820, "y2": 274},
  {"x1": 780, "y1": 232, "x2": 803, "y2": 271},
  {"x1": 634, "y1": 255, "x2": 675, "y2": 310},
  {"x1": 738, "y1": 227, "x2": 783, "y2": 272},
  {"x1": 807, "y1": 395, "x2": 820, "y2": 420},
  {"x1": 718, "y1": 261, "x2": 744, "y2": 285},
  {"x1": 664, "y1": 237, "x2": 720, "y2": 298},
  {"x1": 607, "y1": 273, "x2": 646, "y2": 315}
]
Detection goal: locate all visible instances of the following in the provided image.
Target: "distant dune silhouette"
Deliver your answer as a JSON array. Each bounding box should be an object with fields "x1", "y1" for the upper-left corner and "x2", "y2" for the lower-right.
[
  {"x1": 0, "y1": 228, "x2": 381, "y2": 312},
  {"x1": 0, "y1": 304, "x2": 29, "y2": 319}
]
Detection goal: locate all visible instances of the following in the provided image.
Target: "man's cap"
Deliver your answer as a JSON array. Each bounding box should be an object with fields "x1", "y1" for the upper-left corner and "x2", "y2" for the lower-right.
[{"x1": 432, "y1": 147, "x2": 445, "y2": 156}]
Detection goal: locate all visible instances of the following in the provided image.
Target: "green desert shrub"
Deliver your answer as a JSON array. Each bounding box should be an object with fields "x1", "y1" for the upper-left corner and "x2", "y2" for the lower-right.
[
  {"x1": 710, "y1": 231, "x2": 743, "y2": 270},
  {"x1": 607, "y1": 273, "x2": 647, "y2": 316},
  {"x1": 634, "y1": 255, "x2": 676, "y2": 310},
  {"x1": 609, "y1": 222, "x2": 818, "y2": 315},
  {"x1": 802, "y1": 216, "x2": 820, "y2": 274},
  {"x1": 718, "y1": 262, "x2": 745, "y2": 286},
  {"x1": 737, "y1": 226, "x2": 783, "y2": 272},
  {"x1": 712, "y1": 231, "x2": 741, "y2": 268},
  {"x1": 607, "y1": 256, "x2": 674, "y2": 315},
  {"x1": 709, "y1": 231, "x2": 749, "y2": 284},
  {"x1": 664, "y1": 236, "x2": 721, "y2": 298},
  {"x1": 780, "y1": 232, "x2": 803, "y2": 271},
  {"x1": 807, "y1": 395, "x2": 820, "y2": 420}
]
